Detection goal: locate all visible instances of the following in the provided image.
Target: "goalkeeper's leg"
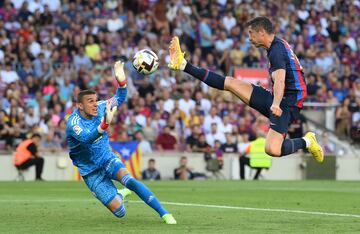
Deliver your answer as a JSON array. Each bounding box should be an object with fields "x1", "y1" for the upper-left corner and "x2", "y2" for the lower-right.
[
  {"x1": 168, "y1": 36, "x2": 254, "y2": 105},
  {"x1": 114, "y1": 167, "x2": 176, "y2": 224}
]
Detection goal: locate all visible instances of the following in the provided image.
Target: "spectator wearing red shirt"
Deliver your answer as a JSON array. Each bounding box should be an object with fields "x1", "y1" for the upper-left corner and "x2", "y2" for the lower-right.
[{"x1": 156, "y1": 125, "x2": 177, "y2": 150}]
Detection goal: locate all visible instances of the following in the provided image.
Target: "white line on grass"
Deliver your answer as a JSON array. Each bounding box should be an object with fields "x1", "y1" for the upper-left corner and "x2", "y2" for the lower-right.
[
  {"x1": 1, "y1": 199, "x2": 359, "y2": 219},
  {"x1": 130, "y1": 201, "x2": 360, "y2": 219}
]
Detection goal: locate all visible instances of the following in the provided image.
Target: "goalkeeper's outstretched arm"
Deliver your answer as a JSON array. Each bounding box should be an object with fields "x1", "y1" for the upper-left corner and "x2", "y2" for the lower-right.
[{"x1": 101, "y1": 61, "x2": 128, "y2": 109}]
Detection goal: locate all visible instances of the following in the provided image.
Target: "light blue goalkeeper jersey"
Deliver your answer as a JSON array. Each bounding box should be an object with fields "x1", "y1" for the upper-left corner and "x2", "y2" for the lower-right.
[{"x1": 66, "y1": 87, "x2": 127, "y2": 176}]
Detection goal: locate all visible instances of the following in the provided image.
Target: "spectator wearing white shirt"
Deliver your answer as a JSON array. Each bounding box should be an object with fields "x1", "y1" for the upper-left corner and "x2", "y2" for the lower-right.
[
  {"x1": 28, "y1": 34, "x2": 41, "y2": 58},
  {"x1": 162, "y1": 89, "x2": 175, "y2": 114},
  {"x1": 205, "y1": 123, "x2": 226, "y2": 147},
  {"x1": 215, "y1": 30, "x2": 234, "y2": 52},
  {"x1": 297, "y1": 3, "x2": 309, "y2": 22},
  {"x1": 195, "y1": 91, "x2": 211, "y2": 115},
  {"x1": 28, "y1": 0, "x2": 44, "y2": 13},
  {"x1": 221, "y1": 115, "x2": 233, "y2": 134},
  {"x1": 24, "y1": 107, "x2": 40, "y2": 128},
  {"x1": 107, "y1": 11, "x2": 124, "y2": 32},
  {"x1": 134, "y1": 131, "x2": 153, "y2": 154},
  {"x1": 203, "y1": 106, "x2": 223, "y2": 133},
  {"x1": 41, "y1": 0, "x2": 60, "y2": 12},
  {"x1": 222, "y1": 10, "x2": 236, "y2": 33},
  {"x1": 178, "y1": 90, "x2": 195, "y2": 117},
  {"x1": 1, "y1": 62, "x2": 19, "y2": 84}
]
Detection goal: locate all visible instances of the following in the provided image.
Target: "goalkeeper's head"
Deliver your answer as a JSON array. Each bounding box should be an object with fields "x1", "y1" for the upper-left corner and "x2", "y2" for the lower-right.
[{"x1": 77, "y1": 90, "x2": 98, "y2": 119}]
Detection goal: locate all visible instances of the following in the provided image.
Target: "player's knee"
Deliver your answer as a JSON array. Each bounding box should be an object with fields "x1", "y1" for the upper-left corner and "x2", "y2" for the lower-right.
[
  {"x1": 265, "y1": 145, "x2": 281, "y2": 157},
  {"x1": 113, "y1": 204, "x2": 126, "y2": 218}
]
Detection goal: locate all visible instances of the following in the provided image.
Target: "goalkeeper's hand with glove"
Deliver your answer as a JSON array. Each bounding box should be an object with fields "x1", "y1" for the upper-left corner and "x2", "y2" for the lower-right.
[
  {"x1": 98, "y1": 101, "x2": 117, "y2": 133},
  {"x1": 114, "y1": 60, "x2": 127, "y2": 87}
]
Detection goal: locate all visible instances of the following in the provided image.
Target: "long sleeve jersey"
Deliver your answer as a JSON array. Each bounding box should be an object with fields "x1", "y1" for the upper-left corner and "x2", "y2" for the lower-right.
[{"x1": 66, "y1": 87, "x2": 127, "y2": 176}]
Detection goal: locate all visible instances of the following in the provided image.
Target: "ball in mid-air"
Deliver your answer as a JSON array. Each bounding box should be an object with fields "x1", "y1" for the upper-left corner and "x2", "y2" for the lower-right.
[{"x1": 132, "y1": 49, "x2": 159, "y2": 75}]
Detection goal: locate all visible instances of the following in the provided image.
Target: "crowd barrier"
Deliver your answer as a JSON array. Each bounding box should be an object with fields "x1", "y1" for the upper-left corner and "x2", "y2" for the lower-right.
[{"x1": 0, "y1": 152, "x2": 359, "y2": 181}]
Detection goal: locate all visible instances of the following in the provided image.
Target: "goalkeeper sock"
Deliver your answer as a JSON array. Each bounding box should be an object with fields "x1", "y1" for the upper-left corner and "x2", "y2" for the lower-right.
[
  {"x1": 280, "y1": 138, "x2": 306, "y2": 156},
  {"x1": 184, "y1": 62, "x2": 225, "y2": 90},
  {"x1": 121, "y1": 174, "x2": 168, "y2": 217}
]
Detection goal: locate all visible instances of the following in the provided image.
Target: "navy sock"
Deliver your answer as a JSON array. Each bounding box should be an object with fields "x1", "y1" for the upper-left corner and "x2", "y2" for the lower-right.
[
  {"x1": 184, "y1": 62, "x2": 225, "y2": 90},
  {"x1": 280, "y1": 138, "x2": 306, "y2": 156},
  {"x1": 121, "y1": 174, "x2": 168, "y2": 217}
]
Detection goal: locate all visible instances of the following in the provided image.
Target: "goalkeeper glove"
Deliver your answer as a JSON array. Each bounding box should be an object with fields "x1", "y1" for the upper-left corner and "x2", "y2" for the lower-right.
[
  {"x1": 98, "y1": 101, "x2": 117, "y2": 133},
  {"x1": 114, "y1": 60, "x2": 127, "y2": 87}
]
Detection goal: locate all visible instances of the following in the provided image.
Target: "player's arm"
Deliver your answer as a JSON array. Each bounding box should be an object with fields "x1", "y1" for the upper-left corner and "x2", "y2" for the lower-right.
[
  {"x1": 271, "y1": 69, "x2": 286, "y2": 117},
  {"x1": 103, "y1": 61, "x2": 128, "y2": 109}
]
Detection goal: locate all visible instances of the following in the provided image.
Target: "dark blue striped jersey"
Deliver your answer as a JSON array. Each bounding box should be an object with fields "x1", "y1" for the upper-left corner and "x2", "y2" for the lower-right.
[
  {"x1": 267, "y1": 36, "x2": 307, "y2": 108},
  {"x1": 66, "y1": 87, "x2": 127, "y2": 176}
]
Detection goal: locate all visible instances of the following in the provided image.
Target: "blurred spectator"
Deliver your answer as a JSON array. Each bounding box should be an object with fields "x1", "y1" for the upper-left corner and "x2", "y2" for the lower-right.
[
  {"x1": 242, "y1": 47, "x2": 259, "y2": 68},
  {"x1": 142, "y1": 158, "x2": 161, "y2": 180},
  {"x1": 186, "y1": 124, "x2": 201, "y2": 152},
  {"x1": 73, "y1": 47, "x2": 93, "y2": 71},
  {"x1": 205, "y1": 123, "x2": 226, "y2": 147},
  {"x1": 336, "y1": 98, "x2": 351, "y2": 137},
  {"x1": 193, "y1": 133, "x2": 211, "y2": 153},
  {"x1": 107, "y1": 11, "x2": 124, "y2": 32},
  {"x1": 320, "y1": 132, "x2": 336, "y2": 154},
  {"x1": 41, "y1": 130, "x2": 62, "y2": 153},
  {"x1": 1, "y1": 62, "x2": 19, "y2": 84},
  {"x1": 198, "y1": 13, "x2": 214, "y2": 58},
  {"x1": 174, "y1": 156, "x2": 193, "y2": 180},
  {"x1": 178, "y1": 89, "x2": 195, "y2": 117},
  {"x1": 134, "y1": 130, "x2": 152, "y2": 154},
  {"x1": 204, "y1": 106, "x2": 222, "y2": 133},
  {"x1": 156, "y1": 125, "x2": 177, "y2": 150},
  {"x1": 220, "y1": 133, "x2": 237, "y2": 153}
]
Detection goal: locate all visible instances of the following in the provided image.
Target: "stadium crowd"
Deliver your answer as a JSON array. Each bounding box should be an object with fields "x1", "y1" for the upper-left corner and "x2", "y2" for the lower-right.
[{"x1": 0, "y1": 0, "x2": 360, "y2": 157}]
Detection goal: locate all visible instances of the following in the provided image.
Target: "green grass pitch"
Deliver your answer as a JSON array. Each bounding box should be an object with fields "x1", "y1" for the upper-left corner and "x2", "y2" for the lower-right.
[{"x1": 0, "y1": 181, "x2": 359, "y2": 233}]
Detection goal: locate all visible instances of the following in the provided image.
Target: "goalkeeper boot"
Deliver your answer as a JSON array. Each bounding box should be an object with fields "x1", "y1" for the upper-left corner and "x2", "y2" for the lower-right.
[
  {"x1": 168, "y1": 36, "x2": 186, "y2": 70},
  {"x1": 117, "y1": 188, "x2": 132, "y2": 200},
  {"x1": 162, "y1": 213, "x2": 177, "y2": 224},
  {"x1": 304, "y1": 132, "x2": 324, "y2": 163}
]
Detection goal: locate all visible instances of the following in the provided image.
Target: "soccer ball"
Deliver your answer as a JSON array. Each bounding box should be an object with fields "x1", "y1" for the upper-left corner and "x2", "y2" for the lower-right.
[{"x1": 132, "y1": 49, "x2": 159, "y2": 75}]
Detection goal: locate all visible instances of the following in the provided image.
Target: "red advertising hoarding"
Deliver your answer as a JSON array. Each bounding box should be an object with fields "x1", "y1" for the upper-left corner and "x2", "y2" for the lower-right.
[{"x1": 233, "y1": 68, "x2": 270, "y2": 88}]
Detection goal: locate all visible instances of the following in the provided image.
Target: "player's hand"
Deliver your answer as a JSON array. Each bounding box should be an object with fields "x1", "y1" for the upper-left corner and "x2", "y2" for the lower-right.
[
  {"x1": 104, "y1": 101, "x2": 117, "y2": 125},
  {"x1": 270, "y1": 104, "x2": 282, "y2": 117},
  {"x1": 114, "y1": 60, "x2": 127, "y2": 87},
  {"x1": 99, "y1": 102, "x2": 117, "y2": 131}
]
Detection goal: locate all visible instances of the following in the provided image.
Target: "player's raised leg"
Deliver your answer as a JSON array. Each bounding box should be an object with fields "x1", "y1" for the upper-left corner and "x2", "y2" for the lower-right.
[
  {"x1": 168, "y1": 36, "x2": 254, "y2": 105},
  {"x1": 116, "y1": 168, "x2": 177, "y2": 224}
]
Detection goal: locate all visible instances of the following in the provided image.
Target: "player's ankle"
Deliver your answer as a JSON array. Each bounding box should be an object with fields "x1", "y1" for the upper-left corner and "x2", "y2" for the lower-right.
[
  {"x1": 180, "y1": 59, "x2": 187, "y2": 71},
  {"x1": 302, "y1": 137, "x2": 310, "y2": 148}
]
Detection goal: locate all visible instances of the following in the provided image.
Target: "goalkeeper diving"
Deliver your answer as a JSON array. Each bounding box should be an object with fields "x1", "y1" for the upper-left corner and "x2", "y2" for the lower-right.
[{"x1": 66, "y1": 61, "x2": 176, "y2": 224}]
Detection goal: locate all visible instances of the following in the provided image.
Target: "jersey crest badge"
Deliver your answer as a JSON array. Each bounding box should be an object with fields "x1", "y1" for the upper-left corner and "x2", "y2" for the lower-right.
[{"x1": 73, "y1": 125, "x2": 83, "y2": 135}]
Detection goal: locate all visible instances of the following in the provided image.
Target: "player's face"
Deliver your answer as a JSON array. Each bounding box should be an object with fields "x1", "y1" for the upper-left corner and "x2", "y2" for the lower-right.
[
  {"x1": 248, "y1": 26, "x2": 263, "y2": 48},
  {"x1": 79, "y1": 94, "x2": 98, "y2": 117}
]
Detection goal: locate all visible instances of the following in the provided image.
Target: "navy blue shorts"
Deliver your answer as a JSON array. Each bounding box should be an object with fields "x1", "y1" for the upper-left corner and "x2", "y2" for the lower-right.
[
  {"x1": 83, "y1": 157, "x2": 126, "y2": 205},
  {"x1": 249, "y1": 85, "x2": 301, "y2": 134}
]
